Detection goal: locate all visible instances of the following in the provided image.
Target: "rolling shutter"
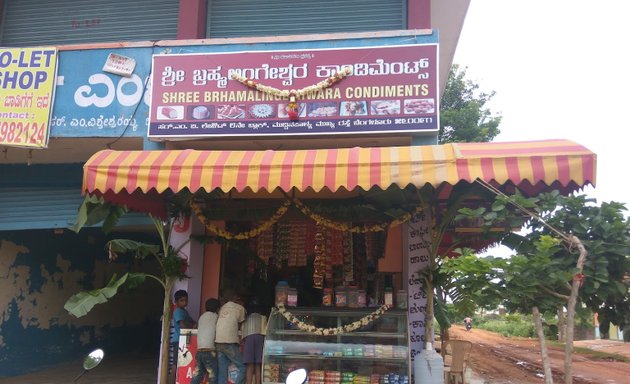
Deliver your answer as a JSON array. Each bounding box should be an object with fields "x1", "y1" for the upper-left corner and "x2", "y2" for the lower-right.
[
  {"x1": 0, "y1": 164, "x2": 149, "y2": 231},
  {"x1": 0, "y1": 187, "x2": 89, "y2": 230},
  {"x1": 207, "y1": 0, "x2": 406, "y2": 38},
  {"x1": 0, "y1": 0, "x2": 179, "y2": 47},
  {"x1": 0, "y1": 187, "x2": 151, "y2": 231}
]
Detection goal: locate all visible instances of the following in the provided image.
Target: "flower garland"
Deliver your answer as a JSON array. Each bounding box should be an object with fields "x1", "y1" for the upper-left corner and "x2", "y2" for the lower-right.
[
  {"x1": 292, "y1": 197, "x2": 424, "y2": 233},
  {"x1": 190, "y1": 197, "x2": 424, "y2": 239},
  {"x1": 231, "y1": 67, "x2": 352, "y2": 119},
  {"x1": 276, "y1": 304, "x2": 391, "y2": 335},
  {"x1": 190, "y1": 199, "x2": 291, "y2": 240}
]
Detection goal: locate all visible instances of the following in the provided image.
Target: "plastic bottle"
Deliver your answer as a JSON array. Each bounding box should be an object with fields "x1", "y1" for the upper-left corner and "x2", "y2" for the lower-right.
[
  {"x1": 357, "y1": 289, "x2": 367, "y2": 307},
  {"x1": 396, "y1": 289, "x2": 407, "y2": 309},
  {"x1": 275, "y1": 281, "x2": 289, "y2": 306},
  {"x1": 287, "y1": 288, "x2": 298, "y2": 307},
  {"x1": 384, "y1": 287, "x2": 394, "y2": 306}
]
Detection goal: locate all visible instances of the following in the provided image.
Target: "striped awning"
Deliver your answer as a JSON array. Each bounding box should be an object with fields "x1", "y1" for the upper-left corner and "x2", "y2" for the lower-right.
[{"x1": 83, "y1": 139, "x2": 596, "y2": 198}]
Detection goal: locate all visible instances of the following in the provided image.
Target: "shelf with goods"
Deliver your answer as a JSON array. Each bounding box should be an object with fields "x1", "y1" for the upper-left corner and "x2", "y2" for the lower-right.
[{"x1": 263, "y1": 307, "x2": 410, "y2": 384}]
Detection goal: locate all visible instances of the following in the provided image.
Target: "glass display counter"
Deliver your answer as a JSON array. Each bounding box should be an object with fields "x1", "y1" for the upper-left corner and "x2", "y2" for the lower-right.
[{"x1": 263, "y1": 307, "x2": 410, "y2": 384}]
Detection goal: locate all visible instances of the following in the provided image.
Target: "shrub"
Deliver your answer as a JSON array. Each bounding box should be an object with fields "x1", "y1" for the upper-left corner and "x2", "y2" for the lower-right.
[{"x1": 480, "y1": 320, "x2": 535, "y2": 338}]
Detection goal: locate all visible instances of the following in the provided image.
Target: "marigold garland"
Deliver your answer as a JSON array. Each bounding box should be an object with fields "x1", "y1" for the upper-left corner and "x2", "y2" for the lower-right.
[
  {"x1": 190, "y1": 199, "x2": 291, "y2": 240},
  {"x1": 276, "y1": 304, "x2": 391, "y2": 335},
  {"x1": 231, "y1": 67, "x2": 352, "y2": 119},
  {"x1": 292, "y1": 197, "x2": 424, "y2": 233},
  {"x1": 190, "y1": 197, "x2": 424, "y2": 239}
]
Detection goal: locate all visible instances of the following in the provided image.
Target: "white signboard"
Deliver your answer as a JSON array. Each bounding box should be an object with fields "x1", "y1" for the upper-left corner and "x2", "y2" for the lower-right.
[
  {"x1": 102, "y1": 53, "x2": 136, "y2": 77},
  {"x1": 405, "y1": 210, "x2": 431, "y2": 364}
]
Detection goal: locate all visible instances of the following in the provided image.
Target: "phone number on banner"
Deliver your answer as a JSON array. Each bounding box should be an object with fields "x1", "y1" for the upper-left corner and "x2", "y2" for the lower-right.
[{"x1": 0, "y1": 120, "x2": 46, "y2": 146}]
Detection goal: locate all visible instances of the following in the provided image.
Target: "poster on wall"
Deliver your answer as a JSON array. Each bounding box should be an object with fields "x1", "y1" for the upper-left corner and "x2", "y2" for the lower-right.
[
  {"x1": 148, "y1": 44, "x2": 438, "y2": 138},
  {"x1": 177, "y1": 329, "x2": 198, "y2": 384},
  {"x1": 0, "y1": 47, "x2": 58, "y2": 148}
]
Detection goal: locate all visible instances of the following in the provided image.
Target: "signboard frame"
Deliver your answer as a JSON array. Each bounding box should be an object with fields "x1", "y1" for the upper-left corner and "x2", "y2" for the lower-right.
[
  {"x1": 148, "y1": 43, "x2": 439, "y2": 139},
  {"x1": 0, "y1": 47, "x2": 59, "y2": 148}
]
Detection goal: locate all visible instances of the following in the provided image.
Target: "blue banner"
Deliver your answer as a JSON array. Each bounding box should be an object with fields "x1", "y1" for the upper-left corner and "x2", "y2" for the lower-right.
[{"x1": 51, "y1": 47, "x2": 153, "y2": 137}]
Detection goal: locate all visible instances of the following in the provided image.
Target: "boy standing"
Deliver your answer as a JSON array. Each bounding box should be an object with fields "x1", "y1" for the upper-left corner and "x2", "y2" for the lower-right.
[
  {"x1": 191, "y1": 298, "x2": 221, "y2": 384},
  {"x1": 242, "y1": 298, "x2": 267, "y2": 384},
  {"x1": 215, "y1": 288, "x2": 246, "y2": 384},
  {"x1": 170, "y1": 289, "x2": 196, "y2": 384}
]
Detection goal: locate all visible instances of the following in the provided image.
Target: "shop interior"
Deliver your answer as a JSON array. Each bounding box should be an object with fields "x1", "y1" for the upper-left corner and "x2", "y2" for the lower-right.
[{"x1": 213, "y1": 199, "x2": 402, "y2": 313}]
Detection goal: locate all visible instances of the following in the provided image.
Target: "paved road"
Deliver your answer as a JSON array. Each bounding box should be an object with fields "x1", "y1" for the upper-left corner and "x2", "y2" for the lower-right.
[
  {"x1": 0, "y1": 352, "x2": 158, "y2": 384},
  {"x1": 13, "y1": 339, "x2": 627, "y2": 384},
  {"x1": 1, "y1": 353, "x2": 488, "y2": 384}
]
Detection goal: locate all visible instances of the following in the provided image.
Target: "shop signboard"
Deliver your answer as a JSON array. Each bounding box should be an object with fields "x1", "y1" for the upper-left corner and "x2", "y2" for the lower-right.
[
  {"x1": 43, "y1": 33, "x2": 437, "y2": 139},
  {"x1": 0, "y1": 47, "x2": 58, "y2": 148},
  {"x1": 405, "y1": 211, "x2": 431, "y2": 362},
  {"x1": 148, "y1": 44, "x2": 438, "y2": 138}
]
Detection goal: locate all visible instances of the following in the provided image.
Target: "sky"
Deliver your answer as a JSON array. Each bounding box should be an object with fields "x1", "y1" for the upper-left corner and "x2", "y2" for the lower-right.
[{"x1": 453, "y1": 0, "x2": 630, "y2": 209}]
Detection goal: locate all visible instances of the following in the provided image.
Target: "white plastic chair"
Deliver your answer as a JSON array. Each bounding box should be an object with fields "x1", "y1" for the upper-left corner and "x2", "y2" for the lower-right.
[{"x1": 441, "y1": 340, "x2": 472, "y2": 384}]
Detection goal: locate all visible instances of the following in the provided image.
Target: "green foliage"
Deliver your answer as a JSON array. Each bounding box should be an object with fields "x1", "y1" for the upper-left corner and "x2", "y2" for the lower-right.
[
  {"x1": 70, "y1": 195, "x2": 128, "y2": 234},
  {"x1": 454, "y1": 189, "x2": 538, "y2": 235},
  {"x1": 427, "y1": 184, "x2": 513, "y2": 335},
  {"x1": 437, "y1": 250, "x2": 504, "y2": 318},
  {"x1": 64, "y1": 273, "x2": 145, "y2": 317},
  {"x1": 477, "y1": 314, "x2": 536, "y2": 338},
  {"x1": 527, "y1": 195, "x2": 630, "y2": 330},
  {"x1": 571, "y1": 347, "x2": 630, "y2": 362},
  {"x1": 107, "y1": 239, "x2": 161, "y2": 260},
  {"x1": 478, "y1": 319, "x2": 536, "y2": 338},
  {"x1": 477, "y1": 312, "x2": 594, "y2": 340},
  {"x1": 106, "y1": 235, "x2": 188, "y2": 281},
  {"x1": 500, "y1": 235, "x2": 573, "y2": 313},
  {"x1": 454, "y1": 190, "x2": 630, "y2": 331},
  {"x1": 433, "y1": 298, "x2": 451, "y2": 331},
  {"x1": 439, "y1": 64, "x2": 502, "y2": 143},
  {"x1": 66, "y1": 197, "x2": 190, "y2": 317},
  {"x1": 161, "y1": 251, "x2": 189, "y2": 280},
  {"x1": 503, "y1": 313, "x2": 525, "y2": 323}
]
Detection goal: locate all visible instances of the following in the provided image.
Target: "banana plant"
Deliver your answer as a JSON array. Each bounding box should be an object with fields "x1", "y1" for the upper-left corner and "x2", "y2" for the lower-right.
[{"x1": 65, "y1": 195, "x2": 188, "y2": 384}]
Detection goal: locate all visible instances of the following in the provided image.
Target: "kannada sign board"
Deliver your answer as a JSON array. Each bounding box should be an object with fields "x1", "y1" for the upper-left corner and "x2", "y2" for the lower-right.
[
  {"x1": 405, "y1": 211, "x2": 431, "y2": 366},
  {"x1": 149, "y1": 44, "x2": 438, "y2": 138},
  {"x1": 0, "y1": 47, "x2": 58, "y2": 148}
]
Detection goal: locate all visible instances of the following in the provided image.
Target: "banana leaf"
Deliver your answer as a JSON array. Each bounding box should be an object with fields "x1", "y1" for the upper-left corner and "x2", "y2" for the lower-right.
[{"x1": 64, "y1": 272, "x2": 146, "y2": 317}]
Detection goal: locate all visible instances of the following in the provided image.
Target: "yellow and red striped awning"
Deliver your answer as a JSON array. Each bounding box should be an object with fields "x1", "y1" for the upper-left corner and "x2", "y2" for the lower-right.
[{"x1": 83, "y1": 139, "x2": 596, "y2": 198}]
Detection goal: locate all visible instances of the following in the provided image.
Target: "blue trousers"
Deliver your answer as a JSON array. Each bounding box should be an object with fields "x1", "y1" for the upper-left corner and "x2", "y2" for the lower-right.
[
  {"x1": 216, "y1": 343, "x2": 245, "y2": 384},
  {"x1": 191, "y1": 350, "x2": 218, "y2": 384}
]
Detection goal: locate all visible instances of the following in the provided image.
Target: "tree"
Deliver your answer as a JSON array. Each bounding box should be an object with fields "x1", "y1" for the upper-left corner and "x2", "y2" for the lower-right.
[
  {"x1": 457, "y1": 189, "x2": 630, "y2": 384},
  {"x1": 415, "y1": 64, "x2": 503, "y2": 347},
  {"x1": 415, "y1": 182, "x2": 523, "y2": 349},
  {"x1": 530, "y1": 195, "x2": 630, "y2": 337},
  {"x1": 439, "y1": 64, "x2": 502, "y2": 143},
  {"x1": 501, "y1": 194, "x2": 630, "y2": 331},
  {"x1": 499, "y1": 235, "x2": 569, "y2": 384},
  {"x1": 433, "y1": 249, "x2": 504, "y2": 339},
  {"x1": 64, "y1": 195, "x2": 188, "y2": 384}
]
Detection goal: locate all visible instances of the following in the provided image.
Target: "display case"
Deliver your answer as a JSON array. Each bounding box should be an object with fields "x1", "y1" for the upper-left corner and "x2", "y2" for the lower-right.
[{"x1": 263, "y1": 307, "x2": 410, "y2": 384}]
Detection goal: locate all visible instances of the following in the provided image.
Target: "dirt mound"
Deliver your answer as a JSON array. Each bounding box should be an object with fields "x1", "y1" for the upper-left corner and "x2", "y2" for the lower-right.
[{"x1": 447, "y1": 325, "x2": 630, "y2": 383}]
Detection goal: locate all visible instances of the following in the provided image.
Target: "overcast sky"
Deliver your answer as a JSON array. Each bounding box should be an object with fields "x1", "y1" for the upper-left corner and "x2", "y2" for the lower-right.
[{"x1": 453, "y1": 0, "x2": 630, "y2": 209}]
